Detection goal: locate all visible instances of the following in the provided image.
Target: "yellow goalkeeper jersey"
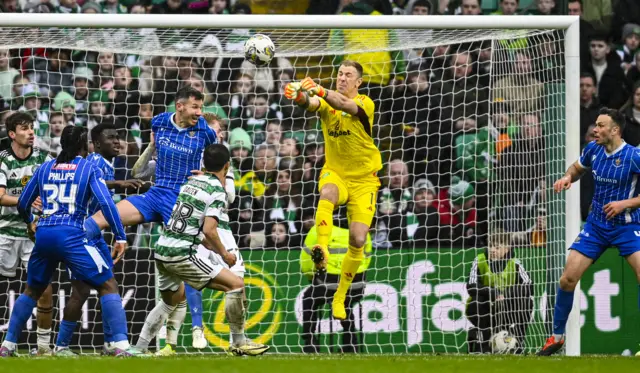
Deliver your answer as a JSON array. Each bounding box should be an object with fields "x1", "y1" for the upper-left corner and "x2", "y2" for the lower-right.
[{"x1": 314, "y1": 94, "x2": 382, "y2": 179}]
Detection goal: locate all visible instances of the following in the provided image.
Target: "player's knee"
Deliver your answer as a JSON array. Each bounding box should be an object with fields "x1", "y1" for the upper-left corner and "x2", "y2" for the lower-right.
[
  {"x1": 96, "y1": 277, "x2": 119, "y2": 296},
  {"x1": 38, "y1": 285, "x2": 53, "y2": 305},
  {"x1": 320, "y1": 184, "x2": 339, "y2": 205},
  {"x1": 348, "y1": 232, "x2": 366, "y2": 250},
  {"x1": 24, "y1": 285, "x2": 46, "y2": 301},
  {"x1": 559, "y1": 274, "x2": 579, "y2": 291}
]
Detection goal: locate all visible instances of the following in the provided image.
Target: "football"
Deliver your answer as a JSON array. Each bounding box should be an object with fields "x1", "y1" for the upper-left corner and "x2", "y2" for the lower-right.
[
  {"x1": 490, "y1": 330, "x2": 518, "y2": 354},
  {"x1": 244, "y1": 34, "x2": 275, "y2": 67}
]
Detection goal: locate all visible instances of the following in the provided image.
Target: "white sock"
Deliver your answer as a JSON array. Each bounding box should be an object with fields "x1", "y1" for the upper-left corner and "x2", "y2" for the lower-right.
[
  {"x1": 37, "y1": 327, "x2": 51, "y2": 348},
  {"x1": 2, "y1": 341, "x2": 16, "y2": 350},
  {"x1": 553, "y1": 333, "x2": 563, "y2": 342},
  {"x1": 136, "y1": 301, "x2": 176, "y2": 350},
  {"x1": 166, "y1": 301, "x2": 187, "y2": 346},
  {"x1": 225, "y1": 289, "x2": 246, "y2": 345},
  {"x1": 104, "y1": 342, "x2": 111, "y2": 350}
]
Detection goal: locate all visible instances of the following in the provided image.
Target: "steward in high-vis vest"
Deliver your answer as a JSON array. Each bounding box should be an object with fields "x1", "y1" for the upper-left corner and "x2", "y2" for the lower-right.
[
  {"x1": 299, "y1": 225, "x2": 372, "y2": 353},
  {"x1": 465, "y1": 231, "x2": 533, "y2": 354}
]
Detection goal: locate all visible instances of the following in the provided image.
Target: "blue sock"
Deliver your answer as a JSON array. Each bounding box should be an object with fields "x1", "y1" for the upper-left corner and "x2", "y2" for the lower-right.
[
  {"x1": 553, "y1": 287, "x2": 575, "y2": 335},
  {"x1": 103, "y1": 313, "x2": 113, "y2": 344},
  {"x1": 55, "y1": 320, "x2": 77, "y2": 347},
  {"x1": 100, "y1": 294, "x2": 128, "y2": 343},
  {"x1": 84, "y1": 218, "x2": 102, "y2": 240},
  {"x1": 185, "y1": 284, "x2": 203, "y2": 328},
  {"x1": 5, "y1": 294, "x2": 37, "y2": 343}
]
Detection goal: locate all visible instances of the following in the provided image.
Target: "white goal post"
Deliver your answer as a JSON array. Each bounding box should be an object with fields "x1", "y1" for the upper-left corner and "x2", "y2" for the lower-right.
[{"x1": 0, "y1": 13, "x2": 580, "y2": 356}]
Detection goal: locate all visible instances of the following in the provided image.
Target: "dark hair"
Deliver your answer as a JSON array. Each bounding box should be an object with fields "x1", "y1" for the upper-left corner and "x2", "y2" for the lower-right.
[
  {"x1": 48, "y1": 111, "x2": 64, "y2": 121},
  {"x1": 568, "y1": 0, "x2": 582, "y2": 6},
  {"x1": 580, "y1": 71, "x2": 596, "y2": 84},
  {"x1": 599, "y1": 107, "x2": 626, "y2": 131},
  {"x1": 203, "y1": 144, "x2": 230, "y2": 172},
  {"x1": 90, "y1": 122, "x2": 117, "y2": 146},
  {"x1": 175, "y1": 85, "x2": 204, "y2": 103},
  {"x1": 340, "y1": 60, "x2": 364, "y2": 78},
  {"x1": 412, "y1": 0, "x2": 431, "y2": 11},
  {"x1": 488, "y1": 228, "x2": 512, "y2": 248},
  {"x1": 589, "y1": 33, "x2": 609, "y2": 43},
  {"x1": 6, "y1": 111, "x2": 34, "y2": 135},
  {"x1": 57, "y1": 126, "x2": 88, "y2": 164}
]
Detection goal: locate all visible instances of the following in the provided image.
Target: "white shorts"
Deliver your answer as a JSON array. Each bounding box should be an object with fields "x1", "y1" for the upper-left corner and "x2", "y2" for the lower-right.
[
  {"x1": 196, "y1": 245, "x2": 245, "y2": 279},
  {"x1": 0, "y1": 236, "x2": 34, "y2": 277},
  {"x1": 156, "y1": 249, "x2": 224, "y2": 292}
]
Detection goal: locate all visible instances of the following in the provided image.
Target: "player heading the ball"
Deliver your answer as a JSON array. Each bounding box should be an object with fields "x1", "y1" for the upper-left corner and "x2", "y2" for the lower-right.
[
  {"x1": 538, "y1": 108, "x2": 640, "y2": 356},
  {"x1": 283, "y1": 60, "x2": 382, "y2": 321}
]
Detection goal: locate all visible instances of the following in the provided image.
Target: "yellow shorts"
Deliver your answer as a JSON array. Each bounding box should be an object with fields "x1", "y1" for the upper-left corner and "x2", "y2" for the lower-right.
[{"x1": 318, "y1": 168, "x2": 380, "y2": 226}]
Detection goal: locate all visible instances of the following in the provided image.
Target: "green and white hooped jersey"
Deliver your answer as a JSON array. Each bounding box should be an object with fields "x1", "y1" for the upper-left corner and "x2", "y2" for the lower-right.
[
  {"x1": 0, "y1": 147, "x2": 51, "y2": 239},
  {"x1": 155, "y1": 174, "x2": 235, "y2": 262}
]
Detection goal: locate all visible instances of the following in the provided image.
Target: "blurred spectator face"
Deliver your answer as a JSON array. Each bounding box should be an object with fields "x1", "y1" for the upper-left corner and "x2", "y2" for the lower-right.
[
  {"x1": 24, "y1": 97, "x2": 40, "y2": 111},
  {"x1": 537, "y1": 0, "x2": 554, "y2": 14},
  {"x1": 461, "y1": 0, "x2": 481, "y2": 15},
  {"x1": 185, "y1": 76, "x2": 205, "y2": 93},
  {"x1": 521, "y1": 114, "x2": 541, "y2": 139},
  {"x1": 48, "y1": 113, "x2": 66, "y2": 138},
  {"x1": 167, "y1": 0, "x2": 182, "y2": 10},
  {"x1": 584, "y1": 124, "x2": 596, "y2": 143},
  {"x1": 60, "y1": 0, "x2": 76, "y2": 8},
  {"x1": 305, "y1": 144, "x2": 324, "y2": 164},
  {"x1": 74, "y1": 78, "x2": 89, "y2": 98},
  {"x1": 98, "y1": 52, "x2": 115, "y2": 73},
  {"x1": 139, "y1": 103, "x2": 153, "y2": 122},
  {"x1": 336, "y1": 65, "x2": 362, "y2": 96},
  {"x1": 478, "y1": 46, "x2": 492, "y2": 62},
  {"x1": 232, "y1": 147, "x2": 249, "y2": 161},
  {"x1": 451, "y1": 52, "x2": 472, "y2": 79},
  {"x1": 62, "y1": 105, "x2": 75, "y2": 119},
  {"x1": 130, "y1": 4, "x2": 146, "y2": 13},
  {"x1": 270, "y1": 222, "x2": 288, "y2": 246},
  {"x1": 2, "y1": 0, "x2": 17, "y2": 12},
  {"x1": 13, "y1": 76, "x2": 29, "y2": 98},
  {"x1": 567, "y1": 0, "x2": 582, "y2": 16},
  {"x1": 0, "y1": 49, "x2": 9, "y2": 71},
  {"x1": 634, "y1": 87, "x2": 640, "y2": 110},
  {"x1": 235, "y1": 75, "x2": 253, "y2": 95},
  {"x1": 433, "y1": 45, "x2": 449, "y2": 57},
  {"x1": 580, "y1": 76, "x2": 596, "y2": 104},
  {"x1": 265, "y1": 122, "x2": 281, "y2": 145},
  {"x1": 276, "y1": 170, "x2": 291, "y2": 193},
  {"x1": 514, "y1": 52, "x2": 532, "y2": 75},
  {"x1": 210, "y1": 0, "x2": 227, "y2": 13},
  {"x1": 625, "y1": 33, "x2": 640, "y2": 51},
  {"x1": 163, "y1": 56, "x2": 178, "y2": 73},
  {"x1": 414, "y1": 189, "x2": 435, "y2": 211},
  {"x1": 254, "y1": 147, "x2": 277, "y2": 172},
  {"x1": 489, "y1": 242, "x2": 511, "y2": 260},
  {"x1": 113, "y1": 67, "x2": 132, "y2": 89},
  {"x1": 279, "y1": 138, "x2": 299, "y2": 157},
  {"x1": 250, "y1": 95, "x2": 269, "y2": 119},
  {"x1": 589, "y1": 40, "x2": 609, "y2": 62},
  {"x1": 492, "y1": 112, "x2": 510, "y2": 130},
  {"x1": 412, "y1": 4, "x2": 429, "y2": 14},
  {"x1": 407, "y1": 71, "x2": 428, "y2": 93},
  {"x1": 500, "y1": 0, "x2": 518, "y2": 15},
  {"x1": 178, "y1": 58, "x2": 197, "y2": 80},
  {"x1": 207, "y1": 117, "x2": 225, "y2": 142},
  {"x1": 388, "y1": 159, "x2": 409, "y2": 190},
  {"x1": 90, "y1": 101, "x2": 107, "y2": 116}
]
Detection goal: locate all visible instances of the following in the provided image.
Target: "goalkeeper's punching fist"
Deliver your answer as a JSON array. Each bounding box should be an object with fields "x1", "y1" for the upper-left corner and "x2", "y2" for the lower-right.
[{"x1": 281, "y1": 61, "x2": 382, "y2": 322}]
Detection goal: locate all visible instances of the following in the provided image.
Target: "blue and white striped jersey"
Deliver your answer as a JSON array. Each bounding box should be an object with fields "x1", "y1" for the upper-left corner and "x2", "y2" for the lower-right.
[
  {"x1": 86, "y1": 152, "x2": 115, "y2": 216},
  {"x1": 152, "y1": 113, "x2": 217, "y2": 192},
  {"x1": 579, "y1": 141, "x2": 640, "y2": 226},
  {"x1": 17, "y1": 156, "x2": 126, "y2": 241}
]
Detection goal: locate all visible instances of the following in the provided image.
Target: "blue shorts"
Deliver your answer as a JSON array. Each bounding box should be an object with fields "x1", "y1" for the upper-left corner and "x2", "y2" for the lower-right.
[
  {"x1": 69, "y1": 237, "x2": 112, "y2": 281},
  {"x1": 28, "y1": 226, "x2": 113, "y2": 288},
  {"x1": 570, "y1": 221, "x2": 640, "y2": 261},
  {"x1": 126, "y1": 186, "x2": 179, "y2": 225}
]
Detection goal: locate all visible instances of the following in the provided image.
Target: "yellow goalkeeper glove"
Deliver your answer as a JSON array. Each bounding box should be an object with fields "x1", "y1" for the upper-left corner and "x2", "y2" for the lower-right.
[
  {"x1": 283, "y1": 82, "x2": 305, "y2": 104},
  {"x1": 300, "y1": 77, "x2": 327, "y2": 98}
]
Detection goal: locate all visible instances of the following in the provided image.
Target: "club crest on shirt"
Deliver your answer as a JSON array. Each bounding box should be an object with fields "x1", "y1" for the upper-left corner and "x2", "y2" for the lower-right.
[
  {"x1": 615, "y1": 158, "x2": 621, "y2": 167},
  {"x1": 189, "y1": 131, "x2": 196, "y2": 138}
]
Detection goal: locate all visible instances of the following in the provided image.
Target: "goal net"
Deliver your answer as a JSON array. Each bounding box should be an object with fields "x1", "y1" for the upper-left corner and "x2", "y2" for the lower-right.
[{"x1": 0, "y1": 15, "x2": 578, "y2": 355}]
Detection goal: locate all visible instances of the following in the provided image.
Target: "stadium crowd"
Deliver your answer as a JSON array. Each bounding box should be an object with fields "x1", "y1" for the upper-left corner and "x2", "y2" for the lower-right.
[{"x1": 0, "y1": 0, "x2": 636, "y2": 252}]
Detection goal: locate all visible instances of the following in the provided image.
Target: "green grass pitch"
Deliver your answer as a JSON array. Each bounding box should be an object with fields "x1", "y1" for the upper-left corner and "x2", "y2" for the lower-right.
[{"x1": 2, "y1": 354, "x2": 638, "y2": 373}]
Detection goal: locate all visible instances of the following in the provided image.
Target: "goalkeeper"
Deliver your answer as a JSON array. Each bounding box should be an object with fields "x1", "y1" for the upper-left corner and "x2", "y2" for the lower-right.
[
  {"x1": 284, "y1": 60, "x2": 382, "y2": 320},
  {"x1": 466, "y1": 230, "x2": 533, "y2": 354}
]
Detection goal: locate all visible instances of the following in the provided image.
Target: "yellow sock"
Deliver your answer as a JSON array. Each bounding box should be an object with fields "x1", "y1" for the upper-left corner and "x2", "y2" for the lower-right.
[
  {"x1": 315, "y1": 199, "x2": 334, "y2": 249},
  {"x1": 335, "y1": 245, "x2": 364, "y2": 299}
]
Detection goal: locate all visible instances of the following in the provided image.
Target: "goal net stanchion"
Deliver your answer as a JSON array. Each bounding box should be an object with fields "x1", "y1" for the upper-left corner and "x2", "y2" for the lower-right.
[{"x1": 0, "y1": 14, "x2": 580, "y2": 355}]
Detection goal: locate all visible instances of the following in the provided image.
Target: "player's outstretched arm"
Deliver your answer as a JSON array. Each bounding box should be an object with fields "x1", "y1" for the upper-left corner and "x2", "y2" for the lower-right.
[
  {"x1": 132, "y1": 141, "x2": 156, "y2": 179},
  {"x1": 299, "y1": 77, "x2": 359, "y2": 116},
  {"x1": 553, "y1": 161, "x2": 586, "y2": 193},
  {"x1": 283, "y1": 81, "x2": 321, "y2": 112},
  {"x1": 88, "y1": 167, "x2": 127, "y2": 243}
]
